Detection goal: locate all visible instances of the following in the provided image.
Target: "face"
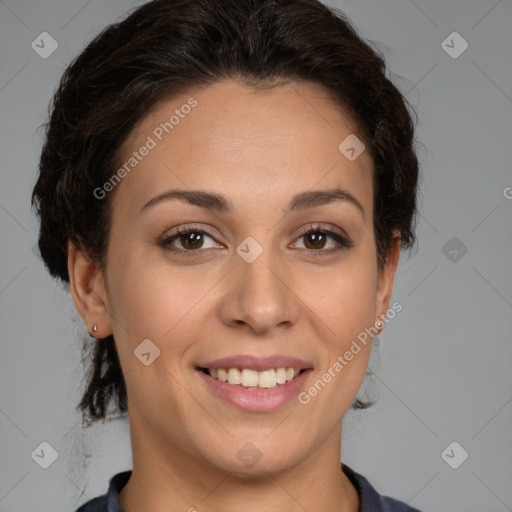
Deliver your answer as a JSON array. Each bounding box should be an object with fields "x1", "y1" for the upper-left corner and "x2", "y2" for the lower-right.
[{"x1": 70, "y1": 79, "x2": 399, "y2": 477}]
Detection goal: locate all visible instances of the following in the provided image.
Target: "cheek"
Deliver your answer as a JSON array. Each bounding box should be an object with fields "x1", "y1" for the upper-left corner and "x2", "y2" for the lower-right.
[
  {"x1": 311, "y1": 249, "x2": 378, "y2": 389},
  {"x1": 104, "y1": 251, "x2": 200, "y2": 412},
  {"x1": 306, "y1": 275, "x2": 376, "y2": 418},
  {"x1": 106, "y1": 244, "x2": 224, "y2": 368},
  {"x1": 310, "y1": 252, "x2": 378, "y2": 335},
  {"x1": 109, "y1": 263, "x2": 193, "y2": 340}
]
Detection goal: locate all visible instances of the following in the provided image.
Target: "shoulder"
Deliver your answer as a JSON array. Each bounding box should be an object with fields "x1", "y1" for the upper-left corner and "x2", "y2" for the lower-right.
[
  {"x1": 342, "y1": 463, "x2": 423, "y2": 512},
  {"x1": 378, "y1": 495, "x2": 424, "y2": 512},
  {"x1": 74, "y1": 496, "x2": 106, "y2": 512},
  {"x1": 73, "y1": 470, "x2": 131, "y2": 512}
]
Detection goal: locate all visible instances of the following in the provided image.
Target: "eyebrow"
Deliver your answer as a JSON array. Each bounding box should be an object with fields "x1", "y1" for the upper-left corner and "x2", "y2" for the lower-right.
[{"x1": 140, "y1": 187, "x2": 365, "y2": 219}]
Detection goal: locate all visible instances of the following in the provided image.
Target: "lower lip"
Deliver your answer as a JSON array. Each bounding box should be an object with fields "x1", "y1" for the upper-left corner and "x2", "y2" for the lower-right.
[{"x1": 196, "y1": 368, "x2": 313, "y2": 412}]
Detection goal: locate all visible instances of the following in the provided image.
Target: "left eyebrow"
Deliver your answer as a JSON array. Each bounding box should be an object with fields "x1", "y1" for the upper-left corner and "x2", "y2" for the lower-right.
[
  {"x1": 288, "y1": 188, "x2": 364, "y2": 220},
  {"x1": 140, "y1": 187, "x2": 365, "y2": 221}
]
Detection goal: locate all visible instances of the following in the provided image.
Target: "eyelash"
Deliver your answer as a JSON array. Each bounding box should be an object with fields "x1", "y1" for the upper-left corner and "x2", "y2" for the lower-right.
[{"x1": 159, "y1": 224, "x2": 352, "y2": 258}]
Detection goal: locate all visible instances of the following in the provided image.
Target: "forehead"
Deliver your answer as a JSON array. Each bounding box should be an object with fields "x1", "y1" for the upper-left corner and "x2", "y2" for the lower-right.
[{"x1": 111, "y1": 79, "x2": 374, "y2": 217}]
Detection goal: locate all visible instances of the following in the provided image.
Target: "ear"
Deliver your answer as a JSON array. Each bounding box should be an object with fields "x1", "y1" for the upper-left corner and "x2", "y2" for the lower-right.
[
  {"x1": 374, "y1": 230, "x2": 401, "y2": 329},
  {"x1": 67, "y1": 240, "x2": 112, "y2": 338}
]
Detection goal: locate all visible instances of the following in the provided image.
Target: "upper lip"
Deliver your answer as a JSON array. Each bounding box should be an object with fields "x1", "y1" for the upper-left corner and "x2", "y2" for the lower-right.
[{"x1": 198, "y1": 354, "x2": 313, "y2": 372}]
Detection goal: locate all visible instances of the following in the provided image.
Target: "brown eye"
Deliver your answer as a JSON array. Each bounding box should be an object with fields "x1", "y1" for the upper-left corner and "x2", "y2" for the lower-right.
[
  {"x1": 302, "y1": 231, "x2": 329, "y2": 250},
  {"x1": 160, "y1": 225, "x2": 351, "y2": 258},
  {"x1": 178, "y1": 231, "x2": 204, "y2": 250},
  {"x1": 294, "y1": 228, "x2": 351, "y2": 254},
  {"x1": 161, "y1": 227, "x2": 220, "y2": 256}
]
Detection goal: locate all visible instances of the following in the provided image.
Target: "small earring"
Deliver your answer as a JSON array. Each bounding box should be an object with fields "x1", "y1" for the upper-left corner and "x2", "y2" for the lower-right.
[
  {"x1": 92, "y1": 324, "x2": 98, "y2": 332},
  {"x1": 376, "y1": 320, "x2": 383, "y2": 328}
]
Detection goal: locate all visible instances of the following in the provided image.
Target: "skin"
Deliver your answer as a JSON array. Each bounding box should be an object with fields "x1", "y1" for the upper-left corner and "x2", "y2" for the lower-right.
[{"x1": 68, "y1": 79, "x2": 400, "y2": 512}]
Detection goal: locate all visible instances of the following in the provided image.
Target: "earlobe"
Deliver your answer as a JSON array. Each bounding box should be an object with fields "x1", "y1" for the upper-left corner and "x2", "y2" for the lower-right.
[
  {"x1": 374, "y1": 231, "x2": 401, "y2": 330},
  {"x1": 67, "y1": 240, "x2": 112, "y2": 338}
]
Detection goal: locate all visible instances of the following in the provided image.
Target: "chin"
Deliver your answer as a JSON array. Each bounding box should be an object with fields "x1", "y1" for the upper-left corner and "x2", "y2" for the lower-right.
[{"x1": 197, "y1": 436, "x2": 307, "y2": 477}]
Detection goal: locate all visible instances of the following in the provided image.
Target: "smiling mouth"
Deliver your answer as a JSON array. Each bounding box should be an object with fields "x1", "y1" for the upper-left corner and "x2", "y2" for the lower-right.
[{"x1": 198, "y1": 367, "x2": 307, "y2": 389}]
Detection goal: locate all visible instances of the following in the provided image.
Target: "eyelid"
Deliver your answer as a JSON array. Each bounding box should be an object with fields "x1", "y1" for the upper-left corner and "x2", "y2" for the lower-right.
[
  {"x1": 161, "y1": 223, "x2": 222, "y2": 241},
  {"x1": 295, "y1": 222, "x2": 349, "y2": 240}
]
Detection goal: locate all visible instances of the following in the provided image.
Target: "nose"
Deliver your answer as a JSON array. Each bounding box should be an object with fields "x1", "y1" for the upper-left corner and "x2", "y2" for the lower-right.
[{"x1": 219, "y1": 241, "x2": 300, "y2": 335}]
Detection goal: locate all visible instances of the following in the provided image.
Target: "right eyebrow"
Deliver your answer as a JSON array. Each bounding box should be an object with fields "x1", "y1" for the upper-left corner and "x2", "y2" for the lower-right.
[{"x1": 140, "y1": 189, "x2": 232, "y2": 212}]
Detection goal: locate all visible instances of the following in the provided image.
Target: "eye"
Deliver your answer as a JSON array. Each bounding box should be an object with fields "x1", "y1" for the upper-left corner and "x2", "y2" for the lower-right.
[
  {"x1": 292, "y1": 225, "x2": 352, "y2": 255},
  {"x1": 160, "y1": 223, "x2": 352, "y2": 258},
  {"x1": 160, "y1": 226, "x2": 221, "y2": 256}
]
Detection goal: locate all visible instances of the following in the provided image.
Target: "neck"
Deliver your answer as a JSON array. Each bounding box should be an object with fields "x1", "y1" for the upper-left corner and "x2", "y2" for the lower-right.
[{"x1": 119, "y1": 415, "x2": 359, "y2": 512}]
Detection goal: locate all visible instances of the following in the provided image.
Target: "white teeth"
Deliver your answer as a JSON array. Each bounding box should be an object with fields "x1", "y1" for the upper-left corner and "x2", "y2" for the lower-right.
[
  {"x1": 227, "y1": 368, "x2": 242, "y2": 385},
  {"x1": 206, "y1": 367, "x2": 304, "y2": 388},
  {"x1": 241, "y1": 369, "x2": 259, "y2": 387},
  {"x1": 258, "y1": 369, "x2": 277, "y2": 388},
  {"x1": 276, "y1": 367, "x2": 287, "y2": 384}
]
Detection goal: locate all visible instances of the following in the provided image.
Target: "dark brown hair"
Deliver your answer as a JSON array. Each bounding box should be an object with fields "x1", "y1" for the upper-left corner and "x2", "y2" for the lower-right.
[{"x1": 31, "y1": 0, "x2": 420, "y2": 426}]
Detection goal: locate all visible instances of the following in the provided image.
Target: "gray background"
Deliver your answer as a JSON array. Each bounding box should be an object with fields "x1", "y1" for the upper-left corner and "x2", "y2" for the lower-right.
[{"x1": 1, "y1": 0, "x2": 511, "y2": 511}]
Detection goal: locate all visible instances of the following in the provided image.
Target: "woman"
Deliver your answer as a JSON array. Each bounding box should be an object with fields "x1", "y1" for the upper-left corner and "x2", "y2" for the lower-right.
[{"x1": 31, "y1": 0, "x2": 422, "y2": 510}]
